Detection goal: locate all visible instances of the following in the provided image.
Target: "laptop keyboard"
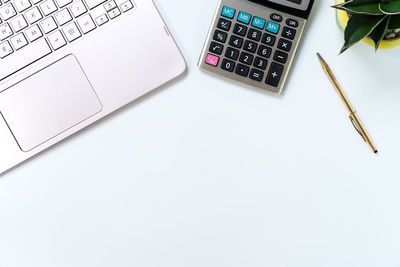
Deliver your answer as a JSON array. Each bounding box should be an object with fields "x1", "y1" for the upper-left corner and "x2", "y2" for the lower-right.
[{"x1": 0, "y1": 0, "x2": 135, "y2": 80}]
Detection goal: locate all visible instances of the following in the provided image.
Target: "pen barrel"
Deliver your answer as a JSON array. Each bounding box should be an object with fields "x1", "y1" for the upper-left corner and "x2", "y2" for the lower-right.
[{"x1": 349, "y1": 112, "x2": 377, "y2": 153}]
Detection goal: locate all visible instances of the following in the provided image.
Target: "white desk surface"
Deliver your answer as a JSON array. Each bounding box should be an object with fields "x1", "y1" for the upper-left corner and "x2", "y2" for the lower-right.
[{"x1": 1, "y1": 0, "x2": 400, "y2": 266}]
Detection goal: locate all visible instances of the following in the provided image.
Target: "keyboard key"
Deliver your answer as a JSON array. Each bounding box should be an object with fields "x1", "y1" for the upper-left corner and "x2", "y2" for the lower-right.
[
  {"x1": 70, "y1": 0, "x2": 87, "y2": 17},
  {"x1": 55, "y1": 0, "x2": 72, "y2": 8},
  {"x1": 221, "y1": 59, "x2": 235, "y2": 72},
  {"x1": 235, "y1": 64, "x2": 249, "y2": 77},
  {"x1": 266, "y1": 21, "x2": 280, "y2": 34},
  {"x1": 243, "y1": 40, "x2": 257, "y2": 53},
  {"x1": 10, "y1": 32, "x2": 28, "y2": 50},
  {"x1": 270, "y1": 13, "x2": 282, "y2": 22},
  {"x1": 103, "y1": 0, "x2": 116, "y2": 11},
  {"x1": 247, "y1": 28, "x2": 261, "y2": 41},
  {"x1": 25, "y1": 24, "x2": 43, "y2": 42},
  {"x1": 0, "y1": 23, "x2": 13, "y2": 40},
  {"x1": 95, "y1": 14, "x2": 108, "y2": 26},
  {"x1": 108, "y1": 8, "x2": 120, "y2": 19},
  {"x1": 84, "y1": 0, "x2": 107, "y2": 9},
  {"x1": 39, "y1": 0, "x2": 58, "y2": 16},
  {"x1": 253, "y1": 57, "x2": 267, "y2": 70},
  {"x1": 274, "y1": 50, "x2": 288, "y2": 63},
  {"x1": 205, "y1": 53, "x2": 219, "y2": 66},
  {"x1": 229, "y1": 35, "x2": 243, "y2": 48},
  {"x1": 54, "y1": 8, "x2": 72, "y2": 26},
  {"x1": 213, "y1": 30, "x2": 227, "y2": 43},
  {"x1": 251, "y1": 16, "x2": 265, "y2": 29},
  {"x1": 225, "y1": 47, "x2": 239, "y2": 60},
  {"x1": 14, "y1": 0, "x2": 32, "y2": 12},
  {"x1": 257, "y1": 45, "x2": 271, "y2": 58},
  {"x1": 217, "y1": 18, "x2": 231, "y2": 31},
  {"x1": 249, "y1": 69, "x2": 264, "y2": 82},
  {"x1": 120, "y1": 1, "x2": 133, "y2": 12},
  {"x1": 209, "y1": 41, "x2": 223, "y2": 55},
  {"x1": 0, "y1": 40, "x2": 13, "y2": 58},
  {"x1": 239, "y1": 52, "x2": 253, "y2": 65},
  {"x1": 233, "y1": 23, "x2": 247, "y2": 36},
  {"x1": 286, "y1": 18, "x2": 298, "y2": 28},
  {"x1": 237, "y1": 11, "x2": 251, "y2": 24},
  {"x1": 47, "y1": 29, "x2": 66, "y2": 49},
  {"x1": 39, "y1": 16, "x2": 57, "y2": 33},
  {"x1": 282, "y1": 26, "x2": 296, "y2": 40},
  {"x1": 0, "y1": 3, "x2": 17, "y2": 20},
  {"x1": 261, "y1": 33, "x2": 276, "y2": 46},
  {"x1": 62, "y1": 21, "x2": 81, "y2": 42},
  {"x1": 77, "y1": 13, "x2": 96, "y2": 34},
  {"x1": 24, "y1": 6, "x2": 43, "y2": 24},
  {"x1": 266, "y1": 62, "x2": 284, "y2": 87},
  {"x1": 221, "y1": 6, "x2": 235, "y2": 19},
  {"x1": 277, "y1": 38, "x2": 292, "y2": 52},
  {"x1": 0, "y1": 38, "x2": 51, "y2": 80},
  {"x1": 9, "y1": 14, "x2": 28, "y2": 32}
]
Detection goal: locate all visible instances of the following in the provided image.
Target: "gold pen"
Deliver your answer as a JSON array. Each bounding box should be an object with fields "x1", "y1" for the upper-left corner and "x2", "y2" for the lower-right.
[{"x1": 317, "y1": 53, "x2": 378, "y2": 154}]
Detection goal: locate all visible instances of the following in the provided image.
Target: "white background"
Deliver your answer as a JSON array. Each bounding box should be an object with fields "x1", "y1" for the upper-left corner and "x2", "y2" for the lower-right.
[{"x1": 1, "y1": 0, "x2": 400, "y2": 266}]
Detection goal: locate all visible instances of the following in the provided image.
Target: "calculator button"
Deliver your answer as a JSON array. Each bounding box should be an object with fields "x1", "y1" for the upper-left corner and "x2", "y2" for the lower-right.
[
  {"x1": 209, "y1": 41, "x2": 224, "y2": 55},
  {"x1": 213, "y1": 30, "x2": 227, "y2": 43},
  {"x1": 229, "y1": 35, "x2": 243, "y2": 48},
  {"x1": 235, "y1": 64, "x2": 250, "y2": 77},
  {"x1": 247, "y1": 28, "x2": 261, "y2": 41},
  {"x1": 266, "y1": 62, "x2": 283, "y2": 87},
  {"x1": 237, "y1": 11, "x2": 251, "y2": 24},
  {"x1": 233, "y1": 23, "x2": 247, "y2": 36},
  {"x1": 249, "y1": 69, "x2": 264, "y2": 82},
  {"x1": 277, "y1": 39, "x2": 292, "y2": 52},
  {"x1": 253, "y1": 57, "x2": 268, "y2": 70},
  {"x1": 239, "y1": 52, "x2": 254, "y2": 65},
  {"x1": 205, "y1": 53, "x2": 220, "y2": 66},
  {"x1": 286, "y1": 18, "x2": 299, "y2": 28},
  {"x1": 221, "y1": 59, "x2": 235, "y2": 72},
  {"x1": 243, "y1": 40, "x2": 257, "y2": 53},
  {"x1": 261, "y1": 33, "x2": 276, "y2": 46},
  {"x1": 266, "y1": 21, "x2": 280, "y2": 34},
  {"x1": 270, "y1": 13, "x2": 282, "y2": 22},
  {"x1": 221, "y1": 6, "x2": 235, "y2": 19},
  {"x1": 251, "y1": 16, "x2": 266, "y2": 29},
  {"x1": 282, "y1": 26, "x2": 296, "y2": 40},
  {"x1": 274, "y1": 50, "x2": 288, "y2": 63},
  {"x1": 217, "y1": 18, "x2": 232, "y2": 31},
  {"x1": 225, "y1": 47, "x2": 239, "y2": 60},
  {"x1": 257, "y1": 45, "x2": 272, "y2": 58}
]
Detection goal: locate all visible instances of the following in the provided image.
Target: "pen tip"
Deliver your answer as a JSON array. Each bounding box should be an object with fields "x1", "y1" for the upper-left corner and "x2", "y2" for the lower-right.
[
  {"x1": 374, "y1": 150, "x2": 378, "y2": 154},
  {"x1": 316, "y1": 52, "x2": 323, "y2": 61}
]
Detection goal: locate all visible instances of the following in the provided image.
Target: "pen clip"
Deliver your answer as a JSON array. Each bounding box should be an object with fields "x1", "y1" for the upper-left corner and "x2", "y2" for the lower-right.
[{"x1": 349, "y1": 114, "x2": 366, "y2": 142}]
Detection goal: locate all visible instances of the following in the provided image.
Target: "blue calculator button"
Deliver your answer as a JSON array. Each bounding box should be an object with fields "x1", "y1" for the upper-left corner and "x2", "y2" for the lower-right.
[
  {"x1": 221, "y1": 6, "x2": 236, "y2": 19},
  {"x1": 237, "y1": 11, "x2": 251, "y2": 24},
  {"x1": 252, "y1": 17, "x2": 266, "y2": 29},
  {"x1": 266, "y1": 21, "x2": 280, "y2": 34}
]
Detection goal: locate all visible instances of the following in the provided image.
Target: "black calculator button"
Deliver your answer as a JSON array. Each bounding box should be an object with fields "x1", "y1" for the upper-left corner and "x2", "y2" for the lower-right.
[
  {"x1": 253, "y1": 57, "x2": 268, "y2": 70},
  {"x1": 225, "y1": 47, "x2": 240, "y2": 60},
  {"x1": 247, "y1": 28, "x2": 262, "y2": 41},
  {"x1": 282, "y1": 26, "x2": 296, "y2": 40},
  {"x1": 217, "y1": 18, "x2": 232, "y2": 31},
  {"x1": 243, "y1": 40, "x2": 258, "y2": 53},
  {"x1": 257, "y1": 45, "x2": 272, "y2": 58},
  {"x1": 221, "y1": 59, "x2": 235, "y2": 72},
  {"x1": 274, "y1": 50, "x2": 288, "y2": 63},
  {"x1": 261, "y1": 33, "x2": 276, "y2": 46},
  {"x1": 229, "y1": 35, "x2": 243, "y2": 48},
  {"x1": 233, "y1": 23, "x2": 248, "y2": 36},
  {"x1": 249, "y1": 69, "x2": 264, "y2": 82},
  {"x1": 239, "y1": 52, "x2": 254, "y2": 65},
  {"x1": 270, "y1": 13, "x2": 283, "y2": 22},
  {"x1": 213, "y1": 30, "x2": 228, "y2": 43},
  {"x1": 209, "y1": 42, "x2": 224, "y2": 55},
  {"x1": 277, "y1": 39, "x2": 292, "y2": 52},
  {"x1": 266, "y1": 63, "x2": 284, "y2": 87},
  {"x1": 286, "y1": 18, "x2": 299, "y2": 28},
  {"x1": 235, "y1": 64, "x2": 250, "y2": 77}
]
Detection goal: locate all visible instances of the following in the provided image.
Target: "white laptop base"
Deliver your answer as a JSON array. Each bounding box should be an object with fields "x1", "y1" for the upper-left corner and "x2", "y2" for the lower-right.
[{"x1": 0, "y1": 0, "x2": 186, "y2": 174}]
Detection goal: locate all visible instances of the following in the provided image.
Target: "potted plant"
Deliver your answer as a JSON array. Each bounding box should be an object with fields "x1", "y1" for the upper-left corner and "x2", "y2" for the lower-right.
[{"x1": 333, "y1": 0, "x2": 400, "y2": 53}]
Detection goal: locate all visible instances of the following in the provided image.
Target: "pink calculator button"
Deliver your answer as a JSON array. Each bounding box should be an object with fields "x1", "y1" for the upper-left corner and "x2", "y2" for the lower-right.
[{"x1": 205, "y1": 54, "x2": 219, "y2": 66}]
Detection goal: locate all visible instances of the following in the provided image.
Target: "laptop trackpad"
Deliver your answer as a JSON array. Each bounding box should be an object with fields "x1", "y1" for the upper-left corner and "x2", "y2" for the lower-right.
[{"x1": 0, "y1": 55, "x2": 103, "y2": 152}]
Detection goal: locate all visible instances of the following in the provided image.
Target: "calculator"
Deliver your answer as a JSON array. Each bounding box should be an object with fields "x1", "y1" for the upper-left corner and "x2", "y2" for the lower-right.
[{"x1": 198, "y1": 0, "x2": 314, "y2": 94}]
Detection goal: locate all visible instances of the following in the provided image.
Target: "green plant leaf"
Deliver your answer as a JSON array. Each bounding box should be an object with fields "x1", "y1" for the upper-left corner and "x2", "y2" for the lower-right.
[
  {"x1": 388, "y1": 14, "x2": 400, "y2": 29},
  {"x1": 369, "y1": 15, "x2": 390, "y2": 50},
  {"x1": 341, "y1": 14, "x2": 388, "y2": 53},
  {"x1": 379, "y1": 0, "x2": 400, "y2": 15},
  {"x1": 333, "y1": 0, "x2": 383, "y2": 15}
]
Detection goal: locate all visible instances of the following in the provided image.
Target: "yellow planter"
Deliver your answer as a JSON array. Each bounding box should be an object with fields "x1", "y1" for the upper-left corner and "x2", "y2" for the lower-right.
[{"x1": 336, "y1": 0, "x2": 400, "y2": 49}]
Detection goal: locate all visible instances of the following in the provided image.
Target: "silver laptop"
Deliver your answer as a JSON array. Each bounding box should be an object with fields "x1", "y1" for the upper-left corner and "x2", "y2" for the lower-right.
[{"x1": 0, "y1": 0, "x2": 186, "y2": 174}]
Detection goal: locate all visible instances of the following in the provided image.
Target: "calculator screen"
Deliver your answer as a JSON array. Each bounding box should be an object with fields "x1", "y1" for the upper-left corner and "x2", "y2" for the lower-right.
[{"x1": 267, "y1": 0, "x2": 311, "y2": 11}]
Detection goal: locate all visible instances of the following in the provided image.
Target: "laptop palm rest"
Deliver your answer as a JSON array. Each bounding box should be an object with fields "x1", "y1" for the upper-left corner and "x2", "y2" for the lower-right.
[{"x1": 0, "y1": 55, "x2": 103, "y2": 152}]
